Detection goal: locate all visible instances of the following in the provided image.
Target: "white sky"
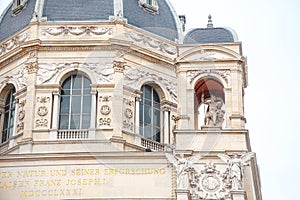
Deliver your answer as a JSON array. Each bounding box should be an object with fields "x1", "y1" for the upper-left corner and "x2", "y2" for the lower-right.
[{"x1": 0, "y1": 0, "x2": 299, "y2": 199}]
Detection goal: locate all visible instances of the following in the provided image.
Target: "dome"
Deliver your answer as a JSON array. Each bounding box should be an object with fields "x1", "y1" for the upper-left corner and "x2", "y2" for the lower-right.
[
  {"x1": 184, "y1": 27, "x2": 237, "y2": 44},
  {"x1": 0, "y1": 0, "x2": 180, "y2": 42}
]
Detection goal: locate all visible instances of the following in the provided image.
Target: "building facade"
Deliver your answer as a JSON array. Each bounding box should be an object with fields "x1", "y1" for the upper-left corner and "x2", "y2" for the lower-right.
[{"x1": 0, "y1": 0, "x2": 262, "y2": 199}]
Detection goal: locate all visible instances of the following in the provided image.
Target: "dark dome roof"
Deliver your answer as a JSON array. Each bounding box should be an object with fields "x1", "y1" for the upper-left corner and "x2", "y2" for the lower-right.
[
  {"x1": 0, "y1": 0, "x2": 180, "y2": 42},
  {"x1": 184, "y1": 27, "x2": 236, "y2": 44}
]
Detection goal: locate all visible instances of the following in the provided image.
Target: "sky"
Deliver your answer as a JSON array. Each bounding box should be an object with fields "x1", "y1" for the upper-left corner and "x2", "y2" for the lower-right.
[{"x1": 0, "y1": 0, "x2": 299, "y2": 199}]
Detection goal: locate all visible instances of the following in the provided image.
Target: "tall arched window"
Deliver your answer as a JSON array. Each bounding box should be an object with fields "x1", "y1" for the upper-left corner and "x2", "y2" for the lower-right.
[
  {"x1": 139, "y1": 85, "x2": 161, "y2": 142},
  {"x1": 1, "y1": 88, "x2": 16, "y2": 143},
  {"x1": 59, "y1": 75, "x2": 91, "y2": 130}
]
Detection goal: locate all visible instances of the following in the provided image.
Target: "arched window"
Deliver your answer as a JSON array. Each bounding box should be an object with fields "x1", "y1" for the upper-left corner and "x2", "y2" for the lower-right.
[
  {"x1": 1, "y1": 88, "x2": 16, "y2": 143},
  {"x1": 139, "y1": 85, "x2": 161, "y2": 142},
  {"x1": 59, "y1": 75, "x2": 91, "y2": 130},
  {"x1": 194, "y1": 78, "x2": 225, "y2": 128}
]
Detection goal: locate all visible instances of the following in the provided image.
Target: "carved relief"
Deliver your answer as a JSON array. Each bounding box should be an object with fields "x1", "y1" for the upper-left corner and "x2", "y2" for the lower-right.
[
  {"x1": 113, "y1": 60, "x2": 125, "y2": 73},
  {"x1": 204, "y1": 95, "x2": 225, "y2": 127},
  {"x1": 37, "y1": 63, "x2": 114, "y2": 84},
  {"x1": 100, "y1": 105, "x2": 111, "y2": 115},
  {"x1": 187, "y1": 69, "x2": 230, "y2": 84},
  {"x1": 126, "y1": 31, "x2": 176, "y2": 55},
  {"x1": 189, "y1": 163, "x2": 231, "y2": 200},
  {"x1": 0, "y1": 32, "x2": 30, "y2": 56},
  {"x1": 37, "y1": 106, "x2": 48, "y2": 117},
  {"x1": 124, "y1": 66, "x2": 177, "y2": 101},
  {"x1": 98, "y1": 95, "x2": 112, "y2": 127},
  {"x1": 122, "y1": 97, "x2": 135, "y2": 131},
  {"x1": 42, "y1": 26, "x2": 113, "y2": 36},
  {"x1": 123, "y1": 120, "x2": 133, "y2": 131},
  {"x1": 36, "y1": 119, "x2": 48, "y2": 128},
  {"x1": 17, "y1": 100, "x2": 26, "y2": 133},
  {"x1": 0, "y1": 68, "x2": 27, "y2": 89},
  {"x1": 124, "y1": 108, "x2": 133, "y2": 119},
  {"x1": 35, "y1": 96, "x2": 51, "y2": 129}
]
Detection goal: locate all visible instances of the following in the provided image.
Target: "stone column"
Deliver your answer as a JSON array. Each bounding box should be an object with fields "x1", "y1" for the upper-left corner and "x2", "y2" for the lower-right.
[
  {"x1": 21, "y1": 51, "x2": 38, "y2": 152},
  {"x1": 89, "y1": 89, "x2": 97, "y2": 139},
  {"x1": 111, "y1": 59, "x2": 125, "y2": 140},
  {"x1": 49, "y1": 91, "x2": 60, "y2": 140},
  {"x1": 134, "y1": 97, "x2": 140, "y2": 134},
  {"x1": 163, "y1": 108, "x2": 170, "y2": 144}
]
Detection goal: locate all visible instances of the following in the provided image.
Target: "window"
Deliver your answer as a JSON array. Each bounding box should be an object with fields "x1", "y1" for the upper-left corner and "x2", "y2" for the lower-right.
[
  {"x1": 139, "y1": 85, "x2": 161, "y2": 142},
  {"x1": 59, "y1": 75, "x2": 91, "y2": 130},
  {"x1": 138, "y1": 0, "x2": 159, "y2": 13},
  {"x1": 1, "y1": 88, "x2": 16, "y2": 143},
  {"x1": 17, "y1": 0, "x2": 21, "y2": 6},
  {"x1": 12, "y1": 0, "x2": 26, "y2": 15}
]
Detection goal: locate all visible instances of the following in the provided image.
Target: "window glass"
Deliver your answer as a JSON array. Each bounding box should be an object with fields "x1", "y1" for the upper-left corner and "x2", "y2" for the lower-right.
[
  {"x1": 59, "y1": 75, "x2": 91, "y2": 130},
  {"x1": 139, "y1": 85, "x2": 161, "y2": 142},
  {"x1": 1, "y1": 88, "x2": 15, "y2": 143}
]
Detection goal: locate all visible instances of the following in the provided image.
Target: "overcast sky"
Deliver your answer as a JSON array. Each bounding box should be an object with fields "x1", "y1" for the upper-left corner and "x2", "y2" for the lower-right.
[{"x1": 1, "y1": 0, "x2": 299, "y2": 199}]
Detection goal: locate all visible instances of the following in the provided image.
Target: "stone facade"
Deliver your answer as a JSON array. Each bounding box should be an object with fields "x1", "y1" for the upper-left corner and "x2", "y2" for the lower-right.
[{"x1": 0, "y1": 1, "x2": 262, "y2": 200}]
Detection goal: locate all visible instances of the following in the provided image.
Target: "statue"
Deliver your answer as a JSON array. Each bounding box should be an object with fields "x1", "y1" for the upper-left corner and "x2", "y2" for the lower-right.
[
  {"x1": 204, "y1": 95, "x2": 225, "y2": 127},
  {"x1": 166, "y1": 153, "x2": 202, "y2": 189},
  {"x1": 218, "y1": 152, "x2": 255, "y2": 191}
]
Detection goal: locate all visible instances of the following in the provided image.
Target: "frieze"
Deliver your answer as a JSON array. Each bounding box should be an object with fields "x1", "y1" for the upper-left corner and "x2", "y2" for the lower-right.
[
  {"x1": 41, "y1": 26, "x2": 113, "y2": 36},
  {"x1": 37, "y1": 63, "x2": 114, "y2": 84},
  {"x1": 0, "y1": 32, "x2": 30, "y2": 56},
  {"x1": 187, "y1": 69, "x2": 231, "y2": 84},
  {"x1": 125, "y1": 31, "x2": 176, "y2": 55},
  {"x1": 124, "y1": 66, "x2": 177, "y2": 101}
]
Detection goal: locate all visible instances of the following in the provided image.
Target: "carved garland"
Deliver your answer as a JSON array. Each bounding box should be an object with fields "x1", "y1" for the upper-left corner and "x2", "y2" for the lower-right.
[
  {"x1": 42, "y1": 26, "x2": 113, "y2": 36},
  {"x1": 17, "y1": 100, "x2": 26, "y2": 133},
  {"x1": 0, "y1": 32, "x2": 30, "y2": 56},
  {"x1": 123, "y1": 97, "x2": 134, "y2": 131},
  {"x1": 125, "y1": 31, "x2": 177, "y2": 55},
  {"x1": 98, "y1": 95, "x2": 112, "y2": 127},
  {"x1": 35, "y1": 96, "x2": 50, "y2": 128}
]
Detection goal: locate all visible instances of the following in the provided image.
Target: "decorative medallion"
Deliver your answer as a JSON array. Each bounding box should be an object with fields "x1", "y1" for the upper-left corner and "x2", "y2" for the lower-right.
[
  {"x1": 37, "y1": 106, "x2": 48, "y2": 117},
  {"x1": 18, "y1": 110, "x2": 25, "y2": 120},
  {"x1": 100, "y1": 105, "x2": 111, "y2": 115},
  {"x1": 124, "y1": 108, "x2": 133, "y2": 119}
]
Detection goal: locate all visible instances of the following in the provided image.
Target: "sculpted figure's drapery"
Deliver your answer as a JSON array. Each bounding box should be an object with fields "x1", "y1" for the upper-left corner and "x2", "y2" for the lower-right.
[
  {"x1": 166, "y1": 153, "x2": 201, "y2": 189},
  {"x1": 204, "y1": 95, "x2": 225, "y2": 127},
  {"x1": 218, "y1": 152, "x2": 255, "y2": 191}
]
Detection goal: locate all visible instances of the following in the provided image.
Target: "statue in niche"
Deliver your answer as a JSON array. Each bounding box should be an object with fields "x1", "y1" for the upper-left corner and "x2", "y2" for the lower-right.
[
  {"x1": 204, "y1": 95, "x2": 225, "y2": 127},
  {"x1": 218, "y1": 152, "x2": 255, "y2": 191},
  {"x1": 166, "y1": 153, "x2": 201, "y2": 189}
]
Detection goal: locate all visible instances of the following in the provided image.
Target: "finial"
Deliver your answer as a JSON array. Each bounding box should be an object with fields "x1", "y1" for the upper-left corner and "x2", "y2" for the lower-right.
[{"x1": 207, "y1": 14, "x2": 213, "y2": 28}]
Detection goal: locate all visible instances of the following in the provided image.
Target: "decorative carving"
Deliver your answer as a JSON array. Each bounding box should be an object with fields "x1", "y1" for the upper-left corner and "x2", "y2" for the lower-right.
[
  {"x1": 17, "y1": 122, "x2": 24, "y2": 133},
  {"x1": 124, "y1": 108, "x2": 133, "y2": 119},
  {"x1": 17, "y1": 100, "x2": 26, "y2": 121},
  {"x1": 218, "y1": 152, "x2": 255, "y2": 191},
  {"x1": 0, "y1": 68, "x2": 28, "y2": 89},
  {"x1": 99, "y1": 118, "x2": 111, "y2": 126},
  {"x1": 0, "y1": 32, "x2": 30, "y2": 56},
  {"x1": 99, "y1": 96, "x2": 112, "y2": 102},
  {"x1": 204, "y1": 95, "x2": 225, "y2": 127},
  {"x1": 37, "y1": 63, "x2": 114, "y2": 84},
  {"x1": 113, "y1": 60, "x2": 125, "y2": 73},
  {"x1": 123, "y1": 98, "x2": 134, "y2": 107},
  {"x1": 123, "y1": 120, "x2": 133, "y2": 131},
  {"x1": 36, "y1": 119, "x2": 48, "y2": 127},
  {"x1": 42, "y1": 26, "x2": 113, "y2": 36},
  {"x1": 165, "y1": 153, "x2": 201, "y2": 189},
  {"x1": 26, "y1": 61, "x2": 38, "y2": 74},
  {"x1": 126, "y1": 31, "x2": 176, "y2": 55},
  {"x1": 37, "y1": 106, "x2": 48, "y2": 117},
  {"x1": 100, "y1": 105, "x2": 111, "y2": 115},
  {"x1": 37, "y1": 97, "x2": 50, "y2": 103},
  {"x1": 187, "y1": 69, "x2": 230, "y2": 84},
  {"x1": 189, "y1": 163, "x2": 230, "y2": 200},
  {"x1": 124, "y1": 66, "x2": 177, "y2": 101}
]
